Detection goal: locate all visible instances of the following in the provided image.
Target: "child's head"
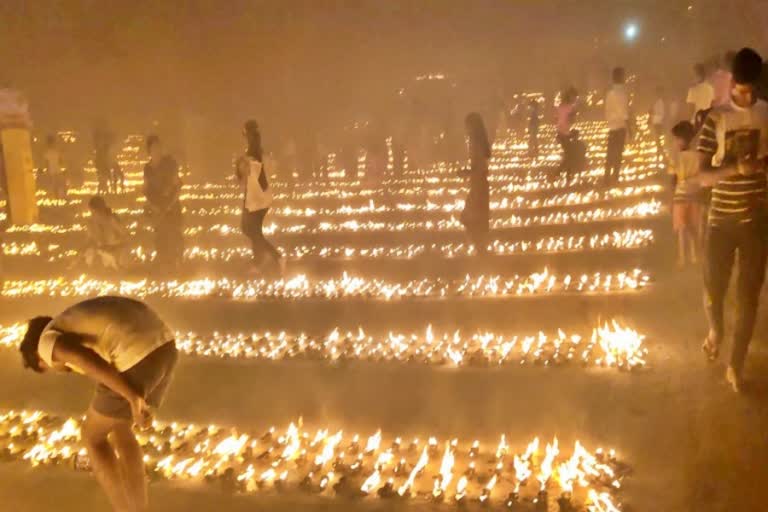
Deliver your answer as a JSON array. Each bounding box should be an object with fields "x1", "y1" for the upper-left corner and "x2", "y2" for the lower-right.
[
  {"x1": 562, "y1": 87, "x2": 578, "y2": 105},
  {"x1": 569, "y1": 129, "x2": 581, "y2": 141},
  {"x1": 146, "y1": 134, "x2": 162, "y2": 159},
  {"x1": 694, "y1": 63, "x2": 707, "y2": 81},
  {"x1": 612, "y1": 67, "x2": 626, "y2": 85},
  {"x1": 88, "y1": 195, "x2": 111, "y2": 217},
  {"x1": 671, "y1": 121, "x2": 696, "y2": 151},
  {"x1": 46, "y1": 134, "x2": 57, "y2": 148}
]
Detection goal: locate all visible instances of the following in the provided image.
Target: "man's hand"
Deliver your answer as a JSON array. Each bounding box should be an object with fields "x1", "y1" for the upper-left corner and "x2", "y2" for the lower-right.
[
  {"x1": 737, "y1": 158, "x2": 762, "y2": 176},
  {"x1": 128, "y1": 394, "x2": 151, "y2": 428}
]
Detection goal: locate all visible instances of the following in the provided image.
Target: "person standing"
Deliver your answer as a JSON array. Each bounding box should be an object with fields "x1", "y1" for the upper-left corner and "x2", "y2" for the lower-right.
[
  {"x1": 93, "y1": 123, "x2": 114, "y2": 196},
  {"x1": 711, "y1": 51, "x2": 737, "y2": 108},
  {"x1": 82, "y1": 196, "x2": 129, "y2": 270},
  {"x1": 556, "y1": 88, "x2": 578, "y2": 179},
  {"x1": 687, "y1": 63, "x2": 715, "y2": 127},
  {"x1": 528, "y1": 99, "x2": 540, "y2": 159},
  {"x1": 18, "y1": 297, "x2": 178, "y2": 512},
  {"x1": 650, "y1": 86, "x2": 666, "y2": 165},
  {"x1": 235, "y1": 120, "x2": 285, "y2": 274},
  {"x1": 667, "y1": 121, "x2": 701, "y2": 267},
  {"x1": 143, "y1": 135, "x2": 184, "y2": 269},
  {"x1": 695, "y1": 48, "x2": 768, "y2": 392},
  {"x1": 43, "y1": 134, "x2": 67, "y2": 199},
  {"x1": 604, "y1": 67, "x2": 631, "y2": 186},
  {"x1": 459, "y1": 112, "x2": 491, "y2": 256}
]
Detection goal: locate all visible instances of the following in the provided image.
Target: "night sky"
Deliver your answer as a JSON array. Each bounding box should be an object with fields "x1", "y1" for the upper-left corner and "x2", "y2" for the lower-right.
[{"x1": 1, "y1": 0, "x2": 766, "y2": 139}]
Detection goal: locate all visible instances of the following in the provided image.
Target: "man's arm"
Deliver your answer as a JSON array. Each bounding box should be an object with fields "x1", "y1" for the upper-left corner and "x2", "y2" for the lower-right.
[
  {"x1": 693, "y1": 152, "x2": 738, "y2": 187},
  {"x1": 51, "y1": 336, "x2": 147, "y2": 421}
]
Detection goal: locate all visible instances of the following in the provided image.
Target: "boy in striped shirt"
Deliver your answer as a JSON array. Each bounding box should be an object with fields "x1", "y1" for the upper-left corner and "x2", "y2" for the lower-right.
[{"x1": 695, "y1": 48, "x2": 768, "y2": 392}]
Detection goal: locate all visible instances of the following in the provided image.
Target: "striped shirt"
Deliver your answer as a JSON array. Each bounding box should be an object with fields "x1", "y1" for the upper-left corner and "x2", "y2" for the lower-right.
[{"x1": 697, "y1": 99, "x2": 768, "y2": 225}]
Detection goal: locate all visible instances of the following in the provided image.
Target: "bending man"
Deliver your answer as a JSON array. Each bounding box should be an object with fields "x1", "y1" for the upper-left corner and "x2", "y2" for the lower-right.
[{"x1": 19, "y1": 296, "x2": 178, "y2": 512}]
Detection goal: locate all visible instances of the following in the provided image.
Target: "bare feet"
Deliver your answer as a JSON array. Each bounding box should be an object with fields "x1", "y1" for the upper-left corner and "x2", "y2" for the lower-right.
[
  {"x1": 701, "y1": 334, "x2": 720, "y2": 362},
  {"x1": 725, "y1": 366, "x2": 742, "y2": 393}
]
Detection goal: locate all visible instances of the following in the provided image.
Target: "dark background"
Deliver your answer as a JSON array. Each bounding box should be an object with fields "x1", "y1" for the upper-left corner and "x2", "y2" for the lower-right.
[{"x1": 2, "y1": 0, "x2": 767, "y2": 141}]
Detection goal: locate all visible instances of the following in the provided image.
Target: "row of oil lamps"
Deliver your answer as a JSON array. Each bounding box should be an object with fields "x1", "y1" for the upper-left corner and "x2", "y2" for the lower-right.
[
  {"x1": 0, "y1": 409, "x2": 627, "y2": 511},
  {"x1": 0, "y1": 269, "x2": 651, "y2": 301},
  {"x1": 0, "y1": 320, "x2": 647, "y2": 370}
]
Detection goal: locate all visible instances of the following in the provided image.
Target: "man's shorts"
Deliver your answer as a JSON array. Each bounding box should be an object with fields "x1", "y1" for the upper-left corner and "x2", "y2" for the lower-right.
[
  {"x1": 672, "y1": 200, "x2": 702, "y2": 233},
  {"x1": 91, "y1": 341, "x2": 178, "y2": 420}
]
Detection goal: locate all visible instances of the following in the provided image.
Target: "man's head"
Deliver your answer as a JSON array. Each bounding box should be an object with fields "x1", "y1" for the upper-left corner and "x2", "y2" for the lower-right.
[
  {"x1": 694, "y1": 63, "x2": 707, "y2": 81},
  {"x1": 612, "y1": 67, "x2": 626, "y2": 85},
  {"x1": 19, "y1": 316, "x2": 53, "y2": 373},
  {"x1": 731, "y1": 48, "x2": 763, "y2": 108},
  {"x1": 146, "y1": 134, "x2": 162, "y2": 160},
  {"x1": 671, "y1": 121, "x2": 696, "y2": 151}
]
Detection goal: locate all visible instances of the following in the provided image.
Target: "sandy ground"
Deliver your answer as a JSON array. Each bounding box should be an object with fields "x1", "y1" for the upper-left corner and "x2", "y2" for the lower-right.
[{"x1": 1, "y1": 200, "x2": 768, "y2": 511}]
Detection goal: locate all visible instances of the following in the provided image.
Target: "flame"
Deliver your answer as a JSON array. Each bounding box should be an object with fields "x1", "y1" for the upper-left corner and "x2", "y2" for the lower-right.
[
  {"x1": 361, "y1": 468, "x2": 382, "y2": 494},
  {"x1": 314, "y1": 430, "x2": 342, "y2": 467},
  {"x1": 438, "y1": 442, "x2": 455, "y2": 492},
  {"x1": 587, "y1": 489, "x2": 622, "y2": 512},
  {"x1": 537, "y1": 437, "x2": 560, "y2": 490},
  {"x1": 455, "y1": 475, "x2": 468, "y2": 501},
  {"x1": 398, "y1": 446, "x2": 429, "y2": 496},
  {"x1": 365, "y1": 429, "x2": 382, "y2": 454}
]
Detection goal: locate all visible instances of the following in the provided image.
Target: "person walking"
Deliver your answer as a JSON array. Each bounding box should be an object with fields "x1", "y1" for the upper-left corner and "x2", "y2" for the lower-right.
[
  {"x1": 687, "y1": 63, "x2": 715, "y2": 127},
  {"x1": 143, "y1": 135, "x2": 184, "y2": 269},
  {"x1": 695, "y1": 48, "x2": 768, "y2": 392},
  {"x1": 556, "y1": 87, "x2": 578, "y2": 180},
  {"x1": 43, "y1": 134, "x2": 67, "y2": 199},
  {"x1": 235, "y1": 120, "x2": 285, "y2": 274},
  {"x1": 528, "y1": 98, "x2": 540, "y2": 159},
  {"x1": 604, "y1": 67, "x2": 631, "y2": 185},
  {"x1": 650, "y1": 86, "x2": 667, "y2": 165},
  {"x1": 459, "y1": 112, "x2": 492, "y2": 256}
]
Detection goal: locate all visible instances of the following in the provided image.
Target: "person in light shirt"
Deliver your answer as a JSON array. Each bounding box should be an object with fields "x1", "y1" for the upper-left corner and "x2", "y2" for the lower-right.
[
  {"x1": 235, "y1": 120, "x2": 285, "y2": 274},
  {"x1": 604, "y1": 67, "x2": 631, "y2": 185},
  {"x1": 650, "y1": 86, "x2": 666, "y2": 164},
  {"x1": 18, "y1": 297, "x2": 179, "y2": 512},
  {"x1": 710, "y1": 51, "x2": 736, "y2": 108},
  {"x1": 687, "y1": 63, "x2": 715, "y2": 126}
]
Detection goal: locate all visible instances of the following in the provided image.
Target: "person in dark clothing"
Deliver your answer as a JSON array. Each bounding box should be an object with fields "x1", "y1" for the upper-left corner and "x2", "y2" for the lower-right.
[
  {"x1": 694, "y1": 48, "x2": 768, "y2": 393},
  {"x1": 235, "y1": 120, "x2": 285, "y2": 275},
  {"x1": 93, "y1": 124, "x2": 115, "y2": 195},
  {"x1": 143, "y1": 135, "x2": 184, "y2": 269},
  {"x1": 459, "y1": 112, "x2": 492, "y2": 256},
  {"x1": 569, "y1": 129, "x2": 588, "y2": 176},
  {"x1": 528, "y1": 99, "x2": 540, "y2": 159}
]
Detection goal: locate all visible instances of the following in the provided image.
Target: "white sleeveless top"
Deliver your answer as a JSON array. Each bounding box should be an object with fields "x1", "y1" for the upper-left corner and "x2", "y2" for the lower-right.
[{"x1": 242, "y1": 157, "x2": 273, "y2": 212}]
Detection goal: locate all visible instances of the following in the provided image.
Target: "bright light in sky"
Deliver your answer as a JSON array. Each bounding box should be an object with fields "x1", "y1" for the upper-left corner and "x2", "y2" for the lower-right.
[{"x1": 623, "y1": 22, "x2": 639, "y2": 42}]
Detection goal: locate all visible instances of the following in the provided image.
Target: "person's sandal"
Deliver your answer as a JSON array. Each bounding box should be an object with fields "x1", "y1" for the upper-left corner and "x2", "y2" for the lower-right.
[{"x1": 701, "y1": 336, "x2": 720, "y2": 362}]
